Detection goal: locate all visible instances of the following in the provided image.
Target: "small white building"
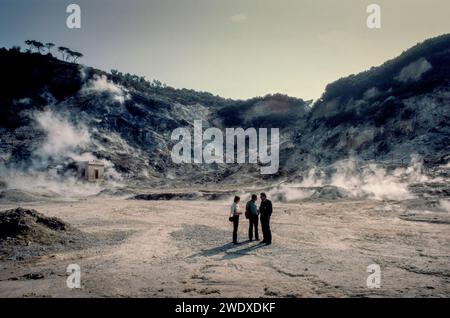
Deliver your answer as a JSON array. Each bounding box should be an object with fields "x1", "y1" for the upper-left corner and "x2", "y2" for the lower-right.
[{"x1": 77, "y1": 160, "x2": 104, "y2": 182}]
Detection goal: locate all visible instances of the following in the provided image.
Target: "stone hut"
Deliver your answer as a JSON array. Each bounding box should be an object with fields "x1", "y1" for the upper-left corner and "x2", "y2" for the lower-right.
[{"x1": 77, "y1": 160, "x2": 104, "y2": 182}]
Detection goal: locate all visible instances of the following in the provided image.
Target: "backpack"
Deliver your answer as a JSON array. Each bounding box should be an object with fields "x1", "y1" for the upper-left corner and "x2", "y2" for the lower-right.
[{"x1": 244, "y1": 202, "x2": 250, "y2": 219}]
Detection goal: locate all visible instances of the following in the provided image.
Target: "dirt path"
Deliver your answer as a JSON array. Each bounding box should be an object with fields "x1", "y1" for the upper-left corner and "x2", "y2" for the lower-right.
[{"x1": 0, "y1": 197, "x2": 449, "y2": 297}]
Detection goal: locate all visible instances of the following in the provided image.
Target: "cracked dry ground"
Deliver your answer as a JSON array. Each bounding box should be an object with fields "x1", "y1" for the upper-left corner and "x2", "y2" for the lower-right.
[{"x1": 0, "y1": 197, "x2": 449, "y2": 297}]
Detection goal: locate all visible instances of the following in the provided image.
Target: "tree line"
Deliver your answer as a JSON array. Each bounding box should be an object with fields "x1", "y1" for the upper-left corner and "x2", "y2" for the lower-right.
[{"x1": 21, "y1": 40, "x2": 83, "y2": 62}]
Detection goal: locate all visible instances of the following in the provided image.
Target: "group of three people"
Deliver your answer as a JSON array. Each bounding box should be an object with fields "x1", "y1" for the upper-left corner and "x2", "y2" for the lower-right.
[{"x1": 229, "y1": 192, "x2": 273, "y2": 245}]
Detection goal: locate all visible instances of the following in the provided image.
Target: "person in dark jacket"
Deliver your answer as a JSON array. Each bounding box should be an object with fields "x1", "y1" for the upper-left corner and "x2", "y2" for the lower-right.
[
  {"x1": 246, "y1": 194, "x2": 259, "y2": 241},
  {"x1": 259, "y1": 192, "x2": 273, "y2": 245}
]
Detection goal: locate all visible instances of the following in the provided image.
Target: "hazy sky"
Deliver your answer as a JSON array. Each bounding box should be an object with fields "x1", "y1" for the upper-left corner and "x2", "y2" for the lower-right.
[{"x1": 1, "y1": 0, "x2": 450, "y2": 100}]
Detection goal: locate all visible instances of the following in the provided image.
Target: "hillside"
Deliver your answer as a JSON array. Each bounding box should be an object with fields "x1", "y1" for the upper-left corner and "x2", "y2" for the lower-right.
[
  {"x1": 290, "y1": 34, "x2": 450, "y2": 171},
  {"x1": 0, "y1": 34, "x2": 449, "y2": 189}
]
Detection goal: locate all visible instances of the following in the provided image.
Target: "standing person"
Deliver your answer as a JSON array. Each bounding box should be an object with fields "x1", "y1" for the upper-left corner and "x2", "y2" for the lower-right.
[
  {"x1": 246, "y1": 194, "x2": 259, "y2": 241},
  {"x1": 259, "y1": 193, "x2": 273, "y2": 245},
  {"x1": 230, "y1": 196, "x2": 242, "y2": 244}
]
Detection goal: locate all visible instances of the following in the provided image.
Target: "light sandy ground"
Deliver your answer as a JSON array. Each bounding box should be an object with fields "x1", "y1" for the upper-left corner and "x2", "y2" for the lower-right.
[{"x1": 0, "y1": 196, "x2": 449, "y2": 297}]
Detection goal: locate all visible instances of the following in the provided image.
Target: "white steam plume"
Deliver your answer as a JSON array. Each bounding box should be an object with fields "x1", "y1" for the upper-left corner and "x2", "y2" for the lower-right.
[
  {"x1": 80, "y1": 74, "x2": 129, "y2": 104},
  {"x1": 33, "y1": 110, "x2": 91, "y2": 164},
  {"x1": 269, "y1": 156, "x2": 441, "y2": 202},
  {"x1": 0, "y1": 109, "x2": 122, "y2": 198}
]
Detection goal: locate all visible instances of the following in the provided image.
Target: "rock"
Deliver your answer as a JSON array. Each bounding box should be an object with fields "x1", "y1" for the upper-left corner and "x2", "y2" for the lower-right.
[
  {"x1": 23, "y1": 273, "x2": 44, "y2": 280},
  {"x1": 0, "y1": 207, "x2": 87, "y2": 260},
  {"x1": 0, "y1": 207, "x2": 70, "y2": 239},
  {"x1": 129, "y1": 192, "x2": 200, "y2": 200}
]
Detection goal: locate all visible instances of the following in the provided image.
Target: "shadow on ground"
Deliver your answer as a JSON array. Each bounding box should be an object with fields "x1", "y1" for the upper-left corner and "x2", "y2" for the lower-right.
[{"x1": 189, "y1": 240, "x2": 268, "y2": 260}]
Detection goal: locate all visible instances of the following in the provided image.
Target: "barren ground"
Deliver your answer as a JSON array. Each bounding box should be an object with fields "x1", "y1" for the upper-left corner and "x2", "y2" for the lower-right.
[{"x1": 0, "y1": 195, "x2": 449, "y2": 298}]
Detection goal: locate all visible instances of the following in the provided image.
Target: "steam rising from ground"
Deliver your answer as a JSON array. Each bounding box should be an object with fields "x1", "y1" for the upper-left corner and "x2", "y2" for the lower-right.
[
  {"x1": 269, "y1": 157, "x2": 439, "y2": 202},
  {"x1": 2, "y1": 169, "x2": 102, "y2": 199},
  {"x1": 395, "y1": 58, "x2": 432, "y2": 83},
  {"x1": 0, "y1": 110, "x2": 122, "y2": 198},
  {"x1": 328, "y1": 159, "x2": 413, "y2": 201},
  {"x1": 80, "y1": 75, "x2": 128, "y2": 103},
  {"x1": 33, "y1": 110, "x2": 92, "y2": 164}
]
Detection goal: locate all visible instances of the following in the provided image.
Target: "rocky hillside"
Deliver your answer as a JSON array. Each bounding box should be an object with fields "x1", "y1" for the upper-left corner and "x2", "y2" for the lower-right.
[
  {"x1": 0, "y1": 34, "x2": 449, "y2": 188},
  {"x1": 294, "y1": 34, "x2": 450, "y2": 169}
]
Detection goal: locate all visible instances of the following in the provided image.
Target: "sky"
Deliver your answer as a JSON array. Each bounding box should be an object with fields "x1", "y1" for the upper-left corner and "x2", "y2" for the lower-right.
[{"x1": 1, "y1": 0, "x2": 450, "y2": 101}]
